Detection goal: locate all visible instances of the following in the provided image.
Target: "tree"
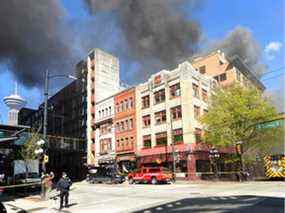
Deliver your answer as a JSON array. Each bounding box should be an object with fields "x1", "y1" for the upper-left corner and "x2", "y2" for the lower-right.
[
  {"x1": 19, "y1": 130, "x2": 41, "y2": 182},
  {"x1": 201, "y1": 84, "x2": 281, "y2": 167}
]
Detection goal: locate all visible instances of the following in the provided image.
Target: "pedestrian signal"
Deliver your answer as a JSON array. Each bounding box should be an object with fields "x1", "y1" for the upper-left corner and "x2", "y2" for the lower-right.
[{"x1": 44, "y1": 155, "x2": 49, "y2": 163}]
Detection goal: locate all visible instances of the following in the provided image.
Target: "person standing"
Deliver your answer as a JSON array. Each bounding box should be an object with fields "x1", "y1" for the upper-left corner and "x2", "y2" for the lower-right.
[{"x1": 56, "y1": 172, "x2": 72, "y2": 209}]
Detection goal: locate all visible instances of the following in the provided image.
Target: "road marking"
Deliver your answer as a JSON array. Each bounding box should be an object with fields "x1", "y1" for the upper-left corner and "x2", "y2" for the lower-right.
[
  {"x1": 166, "y1": 204, "x2": 173, "y2": 207},
  {"x1": 156, "y1": 207, "x2": 164, "y2": 211},
  {"x1": 211, "y1": 197, "x2": 218, "y2": 200},
  {"x1": 220, "y1": 197, "x2": 227, "y2": 200}
]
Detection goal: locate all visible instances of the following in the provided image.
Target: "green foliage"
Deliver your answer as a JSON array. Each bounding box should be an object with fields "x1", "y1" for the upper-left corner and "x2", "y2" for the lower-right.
[
  {"x1": 201, "y1": 84, "x2": 279, "y2": 153},
  {"x1": 20, "y1": 130, "x2": 41, "y2": 161}
]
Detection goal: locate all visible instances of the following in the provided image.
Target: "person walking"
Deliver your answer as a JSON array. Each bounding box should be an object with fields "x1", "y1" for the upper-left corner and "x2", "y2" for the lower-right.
[
  {"x1": 46, "y1": 172, "x2": 54, "y2": 197},
  {"x1": 56, "y1": 172, "x2": 72, "y2": 209}
]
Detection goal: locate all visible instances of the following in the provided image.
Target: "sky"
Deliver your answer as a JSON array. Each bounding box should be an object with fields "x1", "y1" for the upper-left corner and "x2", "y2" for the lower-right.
[{"x1": 0, "y1": 0, "x2": 284, "y2": 123}]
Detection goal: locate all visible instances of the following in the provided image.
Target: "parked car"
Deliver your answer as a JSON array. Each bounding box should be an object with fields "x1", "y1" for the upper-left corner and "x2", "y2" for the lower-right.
[
  {"x1": 88, "y1": 166, "x2": 125, "y2": 184},
  {"x1": 0, "y1": 202, "x2": 7, "y2": 213},
  {"x1": 14, "y1": 173, "x2": 41, "y2": 184},
  {"x1": 128, "y1": 167, "x2": 174, "y2": 184}
]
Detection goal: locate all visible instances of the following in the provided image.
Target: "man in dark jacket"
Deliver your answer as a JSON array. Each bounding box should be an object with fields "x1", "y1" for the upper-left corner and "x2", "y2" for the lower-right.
[{"x1": 56, "y1": 172, "x2": 72, "y2": 209}]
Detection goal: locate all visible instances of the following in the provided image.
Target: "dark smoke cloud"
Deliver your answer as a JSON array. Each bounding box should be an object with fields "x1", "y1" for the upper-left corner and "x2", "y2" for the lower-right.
[
  {"x1": 84, "y1": 0, "x2": 201, "y2": 72},
  {"x1": 210, "y1": 26, "x2": 266, "y2": 78},
  {"x1": 0, "y1": 0, "x2": 78, "y2": 87}
]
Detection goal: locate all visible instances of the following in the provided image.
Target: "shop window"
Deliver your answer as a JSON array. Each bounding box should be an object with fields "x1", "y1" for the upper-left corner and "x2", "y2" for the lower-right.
[
  {"x1": 171, "y1": 106, "x2": 182, "y2": 120},
  {"x1": 202, "y1": 89, "x2": 208, "y2": 102},
  {"x1": 173, "y1": 128, "x2": 183, "y2": 144},
  {"x1": 143, "y1": 135, "x2": 151, "y2": 148},
  {"x1": 154, "y1": 89, "x2": 165, "y2": 104},
  {"x1": 155, "y1": 110, "x2": 166, "y2": 125},
  {"x1": 142, "y1": 95, "x2": 150, "y2": 109},
  {"x1": 194, "y1": 105, "x2": 200, "y2": 120},
  {"x1": 142, "y1": 115, "x2": 151, "y2": 127},
  {"x1": 156, "y1": 132, "x2": 167, "y2": 146},
  {"x1": 196, "y1": 160, "x2": 211, "y2": 172},
  {"x1": 170, "y1": 83, "x2": 181, "y2": 98},
  {"x1": 192, "y1": 83, "x2": 199, "y2": 98}
]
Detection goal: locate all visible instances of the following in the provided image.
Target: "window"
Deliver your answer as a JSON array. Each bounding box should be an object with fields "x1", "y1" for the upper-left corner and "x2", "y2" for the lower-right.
[
  {"x1": 199, "y1": 65, "x2": 206, "y2": 74},
  {"x1": 125, "y1": 99, "x2": 128, "y2": 109},
  {"x1": 194, "y1": 105, "x2": 200, "y2": 119},
  {"x1": 125, "y1": 120, "x2": 129, "y2": 130},
  {"x1": 170, "y1": 83, "x2": 181, "y2": 98},
  {"x1": 120, "y1": 101, "x2": 124, "y2": 111},
  {"x1": 116, "y1": 103, "x2": 119, "y2": 113},
  {"x1": 143, "y1": 135, "x2": 151, "y2": 148},
  {"x1": 214, "y1": 73, "x2": 227, "y2": 82},
  {"x1": 220, "y1": 73, "x2": 227, "y2": 81},
  {"x1": 236, "y1": 70, "x2": 241, "y2": 81},
  {"x1": 202, "y1": 89, "x2": 208, "y2": 102},
  {"x1": 129, "y1": 97, "x2": 134, "y2": 108},
  {"x1": 109, "y1": 106, "x2": 111, "y2": 115},
  {"x1": 99, "y1": 110, "x2": 101, "y2": 118},
  {"x1": 142, "y1": 115, "x2": 151, "y2": 127},
  {"x1": 116, "y1": 122, "x2": 120, "y2": 132},
  {"x1": 173, "y1": 128, "x2": 183, "y2": 144},
  {"x1": 102, "y1": 109, "x2": 105, "y2": 117},
  {"x1": 195, "y1": 128, "x2": 202, "y2": 143},
  {"x1": 154, "y1": 89, "x2": 165, "y2": 104},
  {"x1": 120, "y1": 121, "x2": 124, "y2": 131},
  {"x1": 192, "y1": 83, "x2": 199, "y2": 98},
  {"x1": 142, "y1": 95, "x2": 150, "y2": 109},
  {"x1": 171, "y1": 106, "x2": 182, "y2": 120},
  {"x1": 129, "y1": 118, "x2": 133, "y2": 129},
  {"x1": 156, "y1": 132, "x2": 167, "y2": 146},
  {"x1": 155, "y1": 110, "x2": 166, "y2": 124}
]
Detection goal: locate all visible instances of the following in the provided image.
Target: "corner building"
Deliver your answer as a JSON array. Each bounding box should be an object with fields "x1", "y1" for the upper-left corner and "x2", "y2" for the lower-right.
[{"x1": 135, "y1": 62, "x2": 217, "y2": 180}]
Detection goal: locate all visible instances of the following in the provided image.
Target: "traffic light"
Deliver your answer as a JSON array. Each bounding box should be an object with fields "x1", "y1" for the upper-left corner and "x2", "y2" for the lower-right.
[{"x1": 44, "y1": 155, "x2": 49, "y2": 163}]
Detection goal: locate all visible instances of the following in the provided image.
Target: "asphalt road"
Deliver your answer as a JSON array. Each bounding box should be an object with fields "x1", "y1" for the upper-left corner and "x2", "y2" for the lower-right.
[
  {"x1": 2, "y1": 181, "x2": 285, "y2": 213},
  {"x1": 134, "y1": 196, "x2": 284, "y2": 213}
]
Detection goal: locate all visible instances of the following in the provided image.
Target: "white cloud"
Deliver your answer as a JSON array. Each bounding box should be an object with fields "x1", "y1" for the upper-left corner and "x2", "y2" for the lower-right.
[{"x1": 264, "y1": 41, "x2": 283, "y2": 60}]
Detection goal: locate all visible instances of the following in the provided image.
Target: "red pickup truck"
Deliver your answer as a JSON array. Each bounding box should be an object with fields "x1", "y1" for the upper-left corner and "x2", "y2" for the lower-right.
[{"x1": 128, "y1": 167, "x2": 174, "y2": 184}]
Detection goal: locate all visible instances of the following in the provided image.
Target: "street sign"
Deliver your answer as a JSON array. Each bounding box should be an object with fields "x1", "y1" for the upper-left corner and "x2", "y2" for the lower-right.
[{"x1": 256, "y1": 119, "x2": 284, "y2": 129}]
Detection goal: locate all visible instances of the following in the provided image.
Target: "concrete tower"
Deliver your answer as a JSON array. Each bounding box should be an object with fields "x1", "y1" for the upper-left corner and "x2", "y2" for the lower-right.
[{"x1": 3, "y1": 83, "x2": 26, "y2": 125}]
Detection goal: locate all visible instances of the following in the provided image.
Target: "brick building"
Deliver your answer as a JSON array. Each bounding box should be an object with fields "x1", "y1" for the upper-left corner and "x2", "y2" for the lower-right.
[
  {"x1": 114, "y1": 88, "x2": 137, "y2": 171},
  {"x1": 191, "y1": 50, "x2": 265, "y2": 91}
]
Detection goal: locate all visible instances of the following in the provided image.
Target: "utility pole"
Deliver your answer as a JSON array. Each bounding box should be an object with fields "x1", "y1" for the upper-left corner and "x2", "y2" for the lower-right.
[
  {"x1": 170, "y1": 114, "x2": 176, "y2": 181},
  {"x1": 42, "y1": 69, "x2": 49, "y2": 173}
]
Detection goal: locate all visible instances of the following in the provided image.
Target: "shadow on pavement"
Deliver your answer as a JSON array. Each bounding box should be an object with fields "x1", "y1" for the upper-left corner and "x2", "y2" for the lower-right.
[{"x1": 133, "y1": 195, "x2": 284, "y2": 213}]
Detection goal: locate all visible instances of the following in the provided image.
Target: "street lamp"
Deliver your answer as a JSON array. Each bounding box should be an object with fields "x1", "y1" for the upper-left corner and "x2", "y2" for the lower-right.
[
  {"x1": 209, "y1": 147, "x2": 220, "y2": 179},
  {"x1": 43, "y1": 70, "x2": 77, "y2": 172}
]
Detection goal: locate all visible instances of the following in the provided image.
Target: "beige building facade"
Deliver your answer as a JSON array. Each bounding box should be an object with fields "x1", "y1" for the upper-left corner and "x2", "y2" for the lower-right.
[{"x1": 136, "y1": 61, "x2": 216, "y2": 178}]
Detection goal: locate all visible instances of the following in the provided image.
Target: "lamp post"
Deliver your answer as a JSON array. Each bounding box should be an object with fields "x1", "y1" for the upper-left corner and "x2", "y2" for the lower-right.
[
  {"x1": 209, "y1": 147, "x2": 220, "y2": 179},
  {"x1": 42, "y1": 70, "x2": 77, "y2": 172}
]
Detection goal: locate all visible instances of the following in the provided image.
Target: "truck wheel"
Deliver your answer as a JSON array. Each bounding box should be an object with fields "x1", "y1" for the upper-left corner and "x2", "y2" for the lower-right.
[
  {"x1": 128, "y1": 177, "x2": 134, "y2": 184},
  {"x1": 151, "y1": 177, "x2": 157, "y2": 185}
]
